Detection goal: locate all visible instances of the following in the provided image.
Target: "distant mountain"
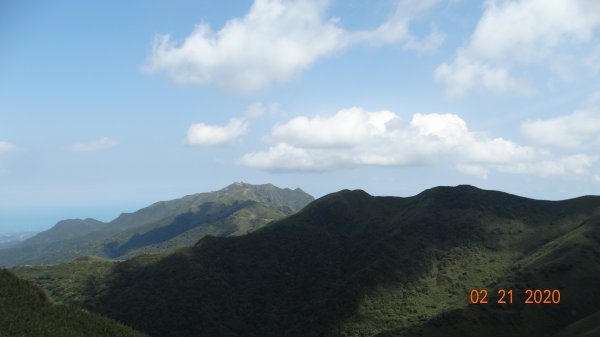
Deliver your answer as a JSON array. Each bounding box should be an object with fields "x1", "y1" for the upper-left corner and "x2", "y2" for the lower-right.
[
  {"x1": 0, "y1": 231, "x2": 37, "y2": 249},
  {"x1": 0, "y1": 269, "x2": 148, "y2": 337},
  {"x1": 13, "y1": 185, "x2": 600, "y2": 337},
  {"x1": 0, "y1": 182, "x2": 314, "y2": 266},
  {"x1": 18, "y1": 218, "x2": 107, "y2": 246}
]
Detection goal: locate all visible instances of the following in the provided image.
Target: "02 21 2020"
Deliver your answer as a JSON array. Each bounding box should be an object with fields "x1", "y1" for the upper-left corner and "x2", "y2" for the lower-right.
[{"x1": 469, "y1": 289, "x2": 561, "y2": 304}]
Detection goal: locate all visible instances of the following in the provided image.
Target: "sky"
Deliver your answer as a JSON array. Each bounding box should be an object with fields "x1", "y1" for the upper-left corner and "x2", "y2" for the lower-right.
[{"x1": 1, "y1": 0, "x2": 599, "y2": 232}]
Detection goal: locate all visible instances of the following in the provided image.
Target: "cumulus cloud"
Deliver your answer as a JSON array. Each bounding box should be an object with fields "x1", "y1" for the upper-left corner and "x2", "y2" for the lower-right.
[
  {"x1": 0, "y1": 141, "x2": 16, "y2": 155},
  {"x1": 144, "y1": 0, "x2": 442, "y2": 93},
  {"x1": 521, "y1": 107, "x2": 600, "y2": 148},
  {"x1": 240, "y1": 107, "x2": 595, "y2": 178},
  {"x1": 68, "y1": 137, "x2": 118, "y2": 153},
  {"x1": 187, "y1": 118, "x2": 248, "y2": 146},
  {"x1": 436, "y1": 0, "x2": 600, "y2": 97},
  {"x1": 271, "y1": 107, "x2": 399, "y2": 148}
]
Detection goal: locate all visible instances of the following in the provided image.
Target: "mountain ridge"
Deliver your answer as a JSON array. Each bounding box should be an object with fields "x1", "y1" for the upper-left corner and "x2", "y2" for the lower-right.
[{"x1": 0, "y1": 182, "x2": 314, "y2": 266}]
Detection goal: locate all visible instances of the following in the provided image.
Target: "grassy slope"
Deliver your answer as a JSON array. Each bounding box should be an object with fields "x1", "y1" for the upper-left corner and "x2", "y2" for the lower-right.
[
  {"x1": 13, "y1": 186, "x2": 600, "y2": 337},
  {"x1": 0, "y1": 269, "x2": 148, "y2": 337}
]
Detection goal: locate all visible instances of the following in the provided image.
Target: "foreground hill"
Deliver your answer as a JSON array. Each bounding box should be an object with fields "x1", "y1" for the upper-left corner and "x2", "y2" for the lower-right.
[
  {"x1": 0, "y1": 182, "x2": 313, "y2": 266},
  {"x1": 0, "y1": 269, "x2": 148, "y2": 337},
  {"x1": 13, "y1": 185, "x2": 600, "y2": 337}
]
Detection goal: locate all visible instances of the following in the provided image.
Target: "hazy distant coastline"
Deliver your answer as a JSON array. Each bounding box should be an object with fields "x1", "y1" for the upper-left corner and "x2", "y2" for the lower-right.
[{"x1": 0, "y1": 232, "x2": 38, "y2": 249}]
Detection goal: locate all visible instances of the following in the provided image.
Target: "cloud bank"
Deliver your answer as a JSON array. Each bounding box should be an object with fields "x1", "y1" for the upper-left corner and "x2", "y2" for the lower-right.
[{"x1": 241, "y1": 107, "x2": 596, "y2": 178}]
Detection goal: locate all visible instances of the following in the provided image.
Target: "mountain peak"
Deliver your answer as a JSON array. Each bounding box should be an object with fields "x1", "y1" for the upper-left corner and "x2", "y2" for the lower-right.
[
  {"x1": 415, "y1": 184, "x2": 501, "y2": 202},
  {"x1": 217, "y1": 182, "x2": 314, "y2": 212},
  {"x1": 333, "y1": 188, "x2": 372, "y2": 199},
  {"x1": 229, "y1": 181, "x2": 250, "y2": 187},
  {"x1": 420, "y1": 184, "x2": 481, "y2": 194},
  {"x1": 224, "y1": 182, "x2": 276, "y2": 190},
  {"x1": 55, "y1": 218, "x2": 104, "y2": 228}
]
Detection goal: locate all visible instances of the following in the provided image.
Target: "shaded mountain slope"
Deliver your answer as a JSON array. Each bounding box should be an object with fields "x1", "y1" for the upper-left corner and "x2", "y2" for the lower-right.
[
  {"x1": 31, "y1": 185, "x2": 597, "y2": 337},
  {"x1": 0, "y1": 183, "x2": 313, "y2": 266},
  {"x1": 0, "y1": 269, "x2": 147, "y2": 337}
]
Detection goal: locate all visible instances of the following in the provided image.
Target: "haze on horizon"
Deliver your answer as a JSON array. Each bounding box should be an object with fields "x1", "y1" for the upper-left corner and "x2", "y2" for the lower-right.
[{"x1": 1, "y1": 0, "x2": 599, "y2": 232}]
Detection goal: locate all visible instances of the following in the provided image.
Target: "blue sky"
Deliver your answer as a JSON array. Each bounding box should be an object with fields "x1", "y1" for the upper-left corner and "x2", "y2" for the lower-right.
[{"x1": 1, "y1": 0, "x2": 599, "y2": 232}]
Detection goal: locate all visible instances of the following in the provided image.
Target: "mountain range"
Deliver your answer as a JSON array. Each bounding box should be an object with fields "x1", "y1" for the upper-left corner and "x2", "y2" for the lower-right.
[
  {"x1": 0, "y1": 182, "x2": 314, "y2": 266},
  {"x1": 10, "y1": 185, "x2": 600, "y2": 337}
]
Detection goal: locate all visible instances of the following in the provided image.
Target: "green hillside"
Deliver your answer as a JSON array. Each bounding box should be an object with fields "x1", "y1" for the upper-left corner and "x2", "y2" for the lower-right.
[
  {"x1": 0, "y1": 183, "x2": 314, "y2": 266},
  {"x1": 11, "y1": 256, "x2": 118, "y2": 308},
  {"x1": 15, "y1": 185, "x2": 600, "y2": 337},
  {"x1": 0, "y1": 269, "x2": 148, "y2": 337}
]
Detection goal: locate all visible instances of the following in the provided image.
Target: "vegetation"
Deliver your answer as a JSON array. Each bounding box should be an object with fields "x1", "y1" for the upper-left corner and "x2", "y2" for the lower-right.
[
  {"x1": 0, "y1": 183, "x2": 314, "y2": 266},
  {"x1": 11, "y1": 256, "x2": 117, "y2": 308},
  {"x1": 12, "y1": 185, "x2": 600, "y2": 337},
  {"x1": 0, "y1": 269, "x2": 148, "y2": 337}
]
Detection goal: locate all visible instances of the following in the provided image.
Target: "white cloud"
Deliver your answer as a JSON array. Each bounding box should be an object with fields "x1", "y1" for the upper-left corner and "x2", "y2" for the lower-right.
[
  {"x1": 144, "y1": 0, "x2": 442, "y2": 93},
  {"x1": 521, "y1": 107, "x2": 600, "y2": 148},
  {"x1": 0, "y1": 141, "x2": 16, "y2": 155},
  {"x1": 240, "y1": 107, "x2": 593, "y2": 178},
  {"x1": 436, "y1": 0, "x2": 600, "y2": 97},
  {"x1": 187, "y1": 118, "x2": 247, "y2": 146},
  {"x1": 68, "y1": 137, "x2": 118, "y2": 153},
  {"x1": 241, "y1": 108, "x2": 438, "y2": 170},
  {"x1": 271, "y1": 107, "x2": 399, "y2": 147}
]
